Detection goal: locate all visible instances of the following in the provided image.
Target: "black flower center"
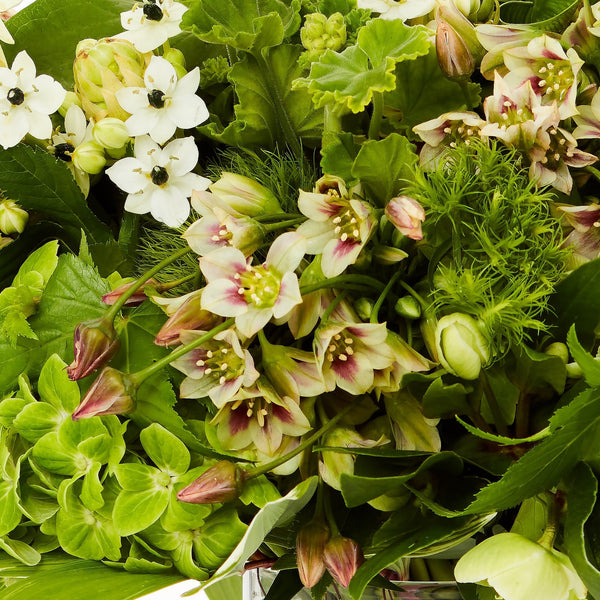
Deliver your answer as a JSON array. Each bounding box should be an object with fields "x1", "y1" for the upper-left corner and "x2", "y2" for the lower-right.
[
  {"x1": 7, "y1": 88, "x2": 24, "y2": 106},
  {"x1": 151, "y1": 165, "x2": 169, "y2": 186},
  {"x1": 147, "y1": 89, "x2": 165, "y2": 109},
  {"x1": 54, "y1": 142, "x2": 75, "y2": 162},
  {"x1": 143, "y1": 1, "x2": 163, "y2": 21}
]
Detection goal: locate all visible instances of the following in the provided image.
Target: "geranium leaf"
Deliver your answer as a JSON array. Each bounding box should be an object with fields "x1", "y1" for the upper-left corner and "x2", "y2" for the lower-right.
[
  {"x1": 0, "y1": 145, "x2": 112, "y2": 249},
  {"x1": 201, "y1": 45, "x2": 323, "y2": 151},
  {"x1": 183, "y1": 0, "x2": 300, "y2": 53}
]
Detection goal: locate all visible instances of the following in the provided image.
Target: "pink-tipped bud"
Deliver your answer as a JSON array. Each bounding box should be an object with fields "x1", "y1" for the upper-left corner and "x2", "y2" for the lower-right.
[
  {"x1": 102, "y1": 278, "x2": 159, "y2": 306},
  {"x1": 436, "y1": 19, "x2": 474, "y2": 81},
  {"x1": 67, "y1": 317, "x2": 120, "y2": 380},
  {"x1": 385, "y1": 196, "x2": 425, "y2": 241},
  {"x1": 323, "y1": 535, "x2": 364, "y2": 588},
  {"x1": 71, "y1": 366, "x2": 136, "y2": 420},
  {"x1": 154, "y1": 293, "x2": 224, "y2": 347},
  {"x1": 296, "y1": 521, "x2": 330, "y2": 588},
  {"x1": 176, "y1": 461, "x2": 247, "y2": 504}
]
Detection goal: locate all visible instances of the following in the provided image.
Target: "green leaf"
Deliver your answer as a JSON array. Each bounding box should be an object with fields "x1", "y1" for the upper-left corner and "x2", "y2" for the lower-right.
[
  {"x1": 464, "y1": 388, "x2": 600, "y2": 514},
  {"x1": 422, "y1": 378, "x2": 472, "y2": 419},
  {"x1": 13, "y1": 241, "x2": 59, "y2": 288},
  {"x1": 0, "y1": 146, "x2": 112, "y2": 248},
  {"x1": 201, "y1": 45, "x2": 323, "y2": 151},
  {"x1": 320, "y1": 132, "x2": 360, "y2": 183},
  {"x1": 192, "y1": 509, "x2": 248, "y2": 570},
  {"x1": 0, "y1": 480, "x2": 21, "y2": 537},
  {"x1": 183, "y1": 0, "x2": 300, "y2": 53},
  {"x1": 5, "y1": 0, "x2": 132, "y2": 89},
  {"x1": 550, "y1": 256, "x2": 600, "y2": 348},
  {"x1": 563, "y1": 463, "x2": 600, "y2": 597},
  {"x1": 140, "y1": 424, "x2": 190, "y2": 476},
  {"x1": 13, "y1": 403, "x2": 63, "y2": 444},
  {"x1": 0, "y1": 254, "x2": 109, "y2": 394},
  {"x1": 37, "y1": 354, "x2": 81, "y2": 412},
  {"x1": 456, "y1": 416, "x2": 550, "y2": 446},
  {"x1": 80, "y1": 462, "x2": 104, "y2": 512},
  {"x1": 509, "y1": 344, "x2": 566, "y2": 395},
  {"x1": 113, "y1": 487, "x2": 170, "y2": 536},
  {"x1": 56, "y1": 479, "x2": 121, "y2": 561},
  {"x1": 501, "y1": 0, "x2": 580, "y2": 31},
  {"x1": 0, "y1": 537, "x2": 40, "y2": 566},
  {"x1": 351, "y1": 133, "x2": 418, "y2": 204},
  {"x1": 160, "y1": 479, "x2": 212, "y2": 532},
  {"x1": 385, "y1": 48, "x2": 480, "y2": 135},
  {"x1": 567, "y1": 325, "x2": 600, "y2": 387}
]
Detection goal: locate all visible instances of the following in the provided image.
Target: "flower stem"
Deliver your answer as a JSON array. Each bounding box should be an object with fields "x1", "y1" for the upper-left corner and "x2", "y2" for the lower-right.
[
  {"x1": 255, "y1": 213, "x2": 302, "y2": 222},
  {"x1": 370, "y1": 271, "x2": 402, "y2": 323},
  {"x1": 398, "y1": 280, "x2": 428, "y2": 309},
  {"x1": 105, "y1": 246, "x2": 191, "y2": 321},
  {"x1": 479, "y1": 370, "x2": 509, "y2": 437},
  {"x1": 301, "y1": 275, "x2": 386, "y2": 295},
  {"x1": 585, "y1": 165, "x2": 600, "y2": 183},
  {"x1": 323, "y1": 486, "x2": 341, "y2": 536},
  {"x1": 368, "y1": 92, "x2": 384, "y2": 140},
  {"x1": 537, "y1": 492, "x2": 562, "y2": 549},
  {"x1": 247, "y1": 398, "x2": 359, "y2": 479},
  {"x1": 131, "y1": 318, "x2": 235, "y2": 384},
  {"x1": 263, "y1": 217, "x2": 306, "y2": 232}
]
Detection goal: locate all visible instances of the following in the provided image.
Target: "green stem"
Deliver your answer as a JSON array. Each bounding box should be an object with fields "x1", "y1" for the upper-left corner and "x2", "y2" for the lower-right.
[
  {"x1": 247, "y1": 398, "x2": 359, "y2": 479},
  {"x1": 479, "y1": 370, "x2": 509, "y2": 437},
  {"x1": 583, "y1": 0, "x2": 594, "y2": 23},
  {"x1": 585, "y1": 165, "x2": 600, "y2": 183},
  {"x1": 370, "y1": 271, "x2": 402, "y2": 323},
  {"x1": 514, "y1": 390, "x2": 530, "y2": 439},
  {"x1": 537, "y1": 493, "x2": 561, "y2": 549},
  {"x1": 322, "y1": 104, "x2": 343, "y2": 152},
  {"x1": 301, "y1": 275, "x2": 386, "y2": 295},
  {"x1": 459, "y1": 80, "x2": 473, "y2": 109},
  {"x1": 131, "y1": 318, "x2": 235, "y2": 384},
  {"x1": 263, "y1": 217, "x2": 305, "y2": 232},
  {"x1": 368, "y1": 92, "x2": 384, "y2": 140},
  {"x1": 398, "y1": 280, "x2": 428, "y2": 309},
  {"x1": 323, "y1": 487, "x2": 341, "y2": 536},
  {"x1": 105, "y1": 246, "x2": 191, "y2": 321}
]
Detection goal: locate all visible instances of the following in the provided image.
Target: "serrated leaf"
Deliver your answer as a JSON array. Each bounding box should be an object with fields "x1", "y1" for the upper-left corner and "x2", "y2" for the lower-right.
[
  {"x1": 456, "y1": 416, "x2": 550, "y2": 446},
  {"x1": 567, "y1": 325, "x2": 600, "y2": 387},
  {"x1": 563, "y1": 463, "x2": 600, "y2": 597},
  {"x1": 0, "y1": 145, "x2": 112, "y2": 248},
  {"x1": 183, "y1": 0, "x2": 300, "y2": 53}
]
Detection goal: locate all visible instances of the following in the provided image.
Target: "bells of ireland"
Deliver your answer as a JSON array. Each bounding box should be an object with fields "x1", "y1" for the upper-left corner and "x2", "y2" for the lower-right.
[
  {"x1": 434, "y1": 313, "x2": 490, "y2": 380},
  {"x1": 73, "y1": 37, "x2": 149, "y2": 121}
]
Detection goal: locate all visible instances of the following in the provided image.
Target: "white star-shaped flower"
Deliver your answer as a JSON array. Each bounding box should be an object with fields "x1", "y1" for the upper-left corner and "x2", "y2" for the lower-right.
[
  {"x1": 0, "y1": 50, "x2": 66, "y2": 149},
  {"x1": 116, "y1": 55, "x2": 209, "y2": 145},
  {"x1": 106, "y1": 135, "x2": 210, "y2": 228},
  {"x1": 357, "y1": 0, "x2": 436, "y2": 20},
  {"x1": 119, "y1": 0, "x2": 188, "y2": 53}
]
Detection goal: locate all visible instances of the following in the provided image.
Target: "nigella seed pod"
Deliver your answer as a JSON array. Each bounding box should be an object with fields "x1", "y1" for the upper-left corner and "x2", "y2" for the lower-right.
[{"x1": 177, "y1": 461, "x2": 247, "y2": 504}]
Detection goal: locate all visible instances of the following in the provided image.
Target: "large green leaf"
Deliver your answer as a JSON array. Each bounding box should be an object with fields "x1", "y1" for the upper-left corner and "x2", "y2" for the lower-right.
[
  {"x1": 0, "y1": 146, "x2": 113, "y2": 249},
  {"x1": 500, "y1": 0, "x2": 580, "y2": 31},
  {"x1": 183, "y1": 0, "x2": 300, "y2": 53},
  {"x1": 5, "y1": 0, "x2": 131, "y2": 89},
  {"x1": 0, "y1": 254, "x2": 109, "y2": 394},
  {"x1": 201, "y1": 44, "x2": 323, "y2": 151},
  {"x1": 563, "y1": 463, "x2": 600, "y2": 597}
]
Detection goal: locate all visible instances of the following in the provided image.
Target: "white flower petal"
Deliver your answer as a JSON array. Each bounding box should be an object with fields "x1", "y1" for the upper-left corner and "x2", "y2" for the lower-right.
[
  {"x1": 148, "y1": 113, "x2": 177, "y2": 144},
  {"x1": 106, "y1": 157, "x2": 149, "y2": 193},
  {"x1": 168, "y1": 95, "x2": 209, "y2": 130},
  {"x1": 0, "y1": 110, "x2": 28, "y2": 148},
  {"x1": 26, "y1": 111, "x2": 53, "y2": 140},
  {"x1": 64, "y1": 105, "x2": 87, "y2": 144},
  {"x1": 164, "y1": 136, "x2": 198, "y2": 175},
  {"x1": 202, "y1": 279, "x2": 249, "y2": 317},
  {"x1": 145, "y1": 55, "x2": 177, "y2": 93},
  {"x1": 150, "y1": 185, "x2": 190, "y2": 227},
  {"x1": 236, "y1": 308, "x2": 273, "y2": 338},
  {"x1": 116, "y1": 87, "x2": 151, "y2": 114},
  {"x1": 11, "y1": 51, "x2": 36, "y2": 88},
  {"x1": 125, "y1": 107, "x2": 160, "y2": 138},
  {"x1": 266, "y1": 231, "x2": 306, "y2": 274},
  {"x1": 26, "y1": 75, "x2": 65, "y2": 114},
  {"x1": 175, "y1": 67, "x2": 200, "y2": 96}
]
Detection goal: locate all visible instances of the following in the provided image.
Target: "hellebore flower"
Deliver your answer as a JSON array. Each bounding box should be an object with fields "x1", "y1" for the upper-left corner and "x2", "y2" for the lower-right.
[
  {"x1": 191, "y1": 172, "x2": 282, "y2": 218},
  {"x1": 357, "y1": 0, "x2": 436, "y2": 21},
  {"x1": 296, "y1": 521, "x2": 331, "y2": 588},
  {"x1": 106, "y1": 135, "x2": 210, "y2": 228},
  {"x1": 323, "y1": 535, "x2": 365, "y2": 588},
  {"x1": 71, "y1": 366, "x2": 136, "y2": 420},
  {"x1": 454, "y1": 533, "x2": 587, "y2": 600},
  {"x1": 296, "y1": 180, "x2": 375, "y2": 278},
  {"x1": 119, "y1": 0, "x2": 188, "y2": 53},
  {"x1": 434, "y1": 313, "x2": 490, "y2": 380},
  {"x1": 0, "y1": 50, "x2": 66, "y2": 149},
  {"x1": 200, "y1": 232, "x2": 306, "y2": 338},
  {"x1": 67, "y1": 317, "x2": 120, "y2": 380},
  {"x1": 385, "y1": 196, "x2": 426, "y2": 240},
  {"x1": 176, "y1": 461, "x2": 247, "y2": 504},
  {"x1": 171, "y1": 328, "x2": 259, "y2": 407},
  {"x1": 116, "y1": 55, "x2": 209, "y2": 145}
]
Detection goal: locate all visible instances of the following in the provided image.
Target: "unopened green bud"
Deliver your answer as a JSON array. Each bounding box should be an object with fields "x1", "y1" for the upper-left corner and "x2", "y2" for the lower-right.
[
  {"x1": 435, "y1": 313, "x2": 490, "y2": 380},
  {"x1": 72, "y1": 141, "x2": 106, "y2": 174},
  {"x1": 354, "y1": 297, "x2": 374, "y2": 321},
  {"x1": 300, "y1": 12, "x2": 346, "y2": 56},
  {"x1": 93, "y1": 117, "x2": 130, "y2": 150},
  {"x1": 162, "y1": 47, "x2": 187, "y2": 79},
  {"x1": 58, "y1": 91, "x2": 83, "y2": 118},
  {"x1": 544, "y1": 342, "x2": 569, "y2": 364},
  {"x1": 0, "y1": 200, "x2": 28, "y2": 235},
  {"x1": 453, "y1": 0, "x2": 494, "y2": 22},
  {"x1": 395, "y1": 296, "x2": 421, "y2": 320}
]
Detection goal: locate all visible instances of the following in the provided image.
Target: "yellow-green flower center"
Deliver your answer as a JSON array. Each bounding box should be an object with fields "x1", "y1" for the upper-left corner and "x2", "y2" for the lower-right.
[
  {"x1": 196, "y1": 342, "x2": 245, "y2": 385},
  {"x1": 536, "y1": 60, "x2": 573, "y2": 101},
  {"x1": 326, "y1": 331, "x2": 355, "y2": 363},
  {"x1": 236, "y1": 265, "x2": 280, "y2": 309},
  {"x1": 332, "y1": 200, "x2": 362, "y2": 244}
]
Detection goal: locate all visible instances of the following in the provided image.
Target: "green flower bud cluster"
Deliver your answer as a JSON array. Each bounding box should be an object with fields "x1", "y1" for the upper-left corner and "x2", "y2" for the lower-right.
[
  {"x1": 300, "y1": 12, "x2": 346, "y2": 67},
  {"x1": 199, "y1": 56, "x2": 231, "y2": 87},
  {"x1": 454, "y1": 0, "x2": 495, "y2": 22}
]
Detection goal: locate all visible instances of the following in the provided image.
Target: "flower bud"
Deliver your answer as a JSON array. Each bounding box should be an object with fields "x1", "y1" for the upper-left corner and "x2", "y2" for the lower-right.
[
  {"x1": 296, "y1": 521, "x2": 330, "y2": 588},
  {"x1": 67, "y1": 317, "x2": 120, "y2": 380},
  {"x1": 71, "y1": 366, "x2": 136, "y2": 420},
  {"x1": 58, "y1": 91, "x2": 83, "y2": 118},
  {"x1": 395, "y1": 296, "x2": 421, "y2": 320},
  {"x1": 323, "y1": 535, "x2": 364, "y2": 588},
  {"x1": 102, "y1": 278, "x2": 158, "y2": 307},
  {"x1": 176, "y1": 461, "x2": 247, "y2": 504},
  {"x1": 434, "y1": 313, "x2": 490, "y2": 380},
  {"x1": 372, "y1": 245, "x2": 409, "y2": 265},
  {"x1": 93, "y1": 117, "x2": 130, "y2": 150},
  {"x1": 72, "y1": 140, "x2": 106, "y2": 174},
  {"x1": 162, "y1": 47, "x2": 187, "y2": 79},
  {"x1": 544, "y1": 342, "x2": 569, "y2": 364},
  {"x1": 0, "y1": 199, "x2": 28, "y2": 235},
  {"x1": 436, "y1": 18, "x2": 475, "y2": 81},
  {"x1": 154, "y1": 291, "x2": 224, "y2": 347},
  {"x1": 301, "y1": 12, "x2": 346, "y2": 56},
  {"x1": 385, "y1": 196, "x2": 425, "y2": 240},
  {"x1": 354, "y1": 297, "x2": 374, "y2": 321},
  {"x1": 0, "y1": 236, "x2": 13, "y2": 249},
  {"x1": 437, "y1": 1, "x2": 486, "y2": 63},
  {"x1": 207, "y1": 172, "x2": 282, "y2": 217}
]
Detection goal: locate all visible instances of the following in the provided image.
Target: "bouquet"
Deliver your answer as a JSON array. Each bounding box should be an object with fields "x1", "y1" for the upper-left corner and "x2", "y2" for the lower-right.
[{"x1": 0, "y1": 0, "x2": 600, "y2": 599}]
